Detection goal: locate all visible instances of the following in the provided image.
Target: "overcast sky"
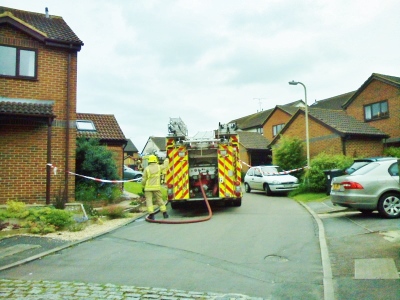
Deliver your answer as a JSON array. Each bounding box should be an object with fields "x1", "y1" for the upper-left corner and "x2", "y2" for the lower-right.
[{"x1": 4, "y1": 1, "x2": 400, "y2": 152}]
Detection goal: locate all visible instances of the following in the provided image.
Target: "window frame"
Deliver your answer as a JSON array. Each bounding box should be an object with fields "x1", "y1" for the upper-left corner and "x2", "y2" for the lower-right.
[
  {"x1": 272, "y1": 123, "x2": 285, "y2": 137},
  {"x1": 76, "y1": 120, "x2": 97, "y2": 131},
  {"x1": 0, "y1": 44, "x2": 38, "y2": 79},
  {"x1": 363, "y1": 100, "x2": 389, "y2": 121}
]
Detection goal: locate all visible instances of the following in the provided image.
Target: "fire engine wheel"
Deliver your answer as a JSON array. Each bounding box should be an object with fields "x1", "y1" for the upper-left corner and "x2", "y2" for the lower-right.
[
  {"x1": 264, "y1": 183, "x2": 272, "y2": 196},
  {"x1": 170, "y1": 202, "x2": 180, "y2": 209},
  {"x1": 244, "y1": 183, "x2": 251, "y2": 193},
  {"x1": 233, "y1": 198, "x2": 242, "y2": 207}
]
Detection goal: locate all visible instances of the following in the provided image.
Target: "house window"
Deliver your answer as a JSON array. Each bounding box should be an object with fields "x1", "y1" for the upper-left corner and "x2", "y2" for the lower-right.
[
  {"x1": 272, "y1": 124, "x2": 285, "y2": 137},
  {"x1": 364, "y1": 100, "x2": 389, "y2": 121},
  {"x1": 76, "y1": 120, "x2": 96, "y2": 131},
  {"x1": 256, "y1": 127, "x2": 263, "y2": 134},
  {"x1": 0, "y1": 45, "x2": 37, "y2": 78}
]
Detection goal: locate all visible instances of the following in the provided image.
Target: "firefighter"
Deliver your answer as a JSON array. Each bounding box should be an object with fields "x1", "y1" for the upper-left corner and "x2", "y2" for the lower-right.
[{"x1": 141, "y1": 154, "x2": 169, "y2": 220}]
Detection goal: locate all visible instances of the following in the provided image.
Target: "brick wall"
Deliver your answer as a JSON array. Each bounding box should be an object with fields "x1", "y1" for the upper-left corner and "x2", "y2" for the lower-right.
[
  {"x1": 0, "y1": 24, "x2": 78, "y2": 204},
  {"x1": 263, "y1": 108, "x2": 292, "y2": 141}
]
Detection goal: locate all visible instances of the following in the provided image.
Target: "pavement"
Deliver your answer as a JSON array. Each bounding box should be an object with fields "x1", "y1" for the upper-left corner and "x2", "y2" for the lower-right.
[{"x1": 0, "y1": 197, "x2": 399, "y2": 299}]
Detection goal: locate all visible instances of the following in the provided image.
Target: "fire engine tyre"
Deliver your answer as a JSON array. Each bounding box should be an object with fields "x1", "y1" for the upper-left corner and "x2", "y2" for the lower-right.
[
  {"x1": 170, "y1": 202, "x2": 181, "y2": 209},
  {"x1": 264, "y1": 183, "x2": 272, "y2": 196},
  {"x1": 244, "y1": 183, "x2": 251, "y2": 193},
  {"x1": 233, "y1": 198, "x2": 242, "y2": 207},
  {"x1": 377, "y1": 192, "x2": 400, "y2": 218}
]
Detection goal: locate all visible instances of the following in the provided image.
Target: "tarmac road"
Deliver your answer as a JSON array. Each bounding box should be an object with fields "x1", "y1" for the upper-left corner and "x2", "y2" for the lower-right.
[{"x1": 0, "y1": 194, "x2": 399, "y2": 299}]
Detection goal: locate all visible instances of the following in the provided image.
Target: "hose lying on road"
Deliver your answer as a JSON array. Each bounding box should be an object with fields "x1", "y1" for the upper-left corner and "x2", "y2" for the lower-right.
[{"x1": 145, "y1": 177, "x2": 213, "y2": 224}]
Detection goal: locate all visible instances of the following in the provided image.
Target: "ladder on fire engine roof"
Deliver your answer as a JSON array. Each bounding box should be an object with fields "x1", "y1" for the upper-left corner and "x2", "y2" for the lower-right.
[{"x1": 167, "y1": 117, "x2": 238, "y2": 142}]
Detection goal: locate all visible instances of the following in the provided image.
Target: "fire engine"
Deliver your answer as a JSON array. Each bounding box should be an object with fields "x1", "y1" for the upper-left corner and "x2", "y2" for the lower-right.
[{"x1": 165, "y1": 118, "x2": 242, "y2": 208}]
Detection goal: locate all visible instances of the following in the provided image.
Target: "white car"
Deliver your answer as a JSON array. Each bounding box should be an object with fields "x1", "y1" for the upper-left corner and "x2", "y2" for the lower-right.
[{"x1": 244, "y1": 166, "x2": 299, "y2": 195}]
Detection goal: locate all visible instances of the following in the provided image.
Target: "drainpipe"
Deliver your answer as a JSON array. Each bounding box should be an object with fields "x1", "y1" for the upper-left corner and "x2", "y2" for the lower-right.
[
  {"x1": 46, "y1": 116, "x2": 53, "y2": 204},
  {"x1": 65, "y1": 50, "x2": 72, "y2": 203},
  {"x1": 341, "y1": 136, "x2": 347, "y2": 156}
]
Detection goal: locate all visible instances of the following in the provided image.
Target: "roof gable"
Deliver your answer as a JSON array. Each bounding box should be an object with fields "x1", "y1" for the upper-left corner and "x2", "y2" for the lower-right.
[
  {"x1": 76, "y1": 113, "x2": 126, "y2": 142},
  {"x1": 0, "y1": 6, "x2": 83, "y2": 50},
  {"x1": 342, "y1": 73, "x2": 400, "y2": 109},
  {"x1": 125, "y1": 139, "x2": 138, "y2": 152}
]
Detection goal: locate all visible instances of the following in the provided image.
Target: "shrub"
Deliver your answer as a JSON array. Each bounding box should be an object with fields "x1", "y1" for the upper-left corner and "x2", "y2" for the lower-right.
[
  {"x1": 273, "y1": 136, "x2": 306, "y2": 171},
  {"x1": 6, "y1": 200, "x2": 29, "y2": 219},
  {"x1": 97, "y1": 205, "x2": 127, "y2": 219},
  {"x1": 384, "y1": 147, "x2": 400, "y2": 158},
  {"x1": 305, "y1": 153, "x2": 353, "y2": 192}
]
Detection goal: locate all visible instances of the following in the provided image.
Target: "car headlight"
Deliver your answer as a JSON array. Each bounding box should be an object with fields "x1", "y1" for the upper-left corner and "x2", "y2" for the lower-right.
[{"x1": 271, "y1": 180, "x2": 281, "y2": 184}]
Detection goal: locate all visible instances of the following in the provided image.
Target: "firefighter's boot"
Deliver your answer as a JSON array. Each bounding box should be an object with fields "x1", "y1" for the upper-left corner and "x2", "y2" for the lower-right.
[
  {"x1": 148, "y1": 213, "x2": 155, "y2": 220},
  {"x1": 163, "y1": 212, "x2": 169, "y2": 219}
]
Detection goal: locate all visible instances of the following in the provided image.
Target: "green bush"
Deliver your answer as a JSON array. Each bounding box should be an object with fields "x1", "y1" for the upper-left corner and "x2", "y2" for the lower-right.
[
  {"x1": 305, "y1": 153, "x2": 353, "y2": 192},
  {"x1": 25, "y1": 207, "x2": 74, "y2": 230},
  {"x1": 273, "y1": 136, "x2": 306, "y2": 171},
  {"x1": 5, "y1": 200, "x2": 30, "y2": 219},
  {"x1": 384, "y1": 147, "x2": 400, "y2": 158}
]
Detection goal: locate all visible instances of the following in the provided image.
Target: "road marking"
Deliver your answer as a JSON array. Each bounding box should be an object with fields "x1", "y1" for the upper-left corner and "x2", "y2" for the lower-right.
[{"x1": 355, "y1": 258, "x2": 399, "y2": 279}]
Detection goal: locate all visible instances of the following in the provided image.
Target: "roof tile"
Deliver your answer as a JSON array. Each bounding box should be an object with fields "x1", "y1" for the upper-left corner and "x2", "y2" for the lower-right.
[{"x1": 76, "y1": 113, "x2": 126, "y2": 141}]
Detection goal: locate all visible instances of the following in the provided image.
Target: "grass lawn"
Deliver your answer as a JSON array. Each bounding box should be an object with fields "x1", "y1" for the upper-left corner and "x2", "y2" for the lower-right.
[
  {"x1": 290, "y1": 192, "x2": 330, "y2": 203},
  {"x1": 124, "y1": 182, "x2": 167, "y2": 200}
]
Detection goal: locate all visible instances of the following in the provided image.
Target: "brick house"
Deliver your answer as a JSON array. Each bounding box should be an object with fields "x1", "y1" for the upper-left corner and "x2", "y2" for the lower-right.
[
  {"x1": 269, "y1": 73, "x2": 399, "y2": 159},
  {"x1": 236, "y1": 131, "x2": 271, "y2": 172},
  {"x1": 76, "y1": 113, "x2": 127, "y2": 181},
  {"x1": 342, "y1": 73, "x2": 400, "y2": 148},
  {"x1": 0, "y1": 6, "x2": 83, "y2": 204},
  {"x1": 230, "y1": 101, "x2": 304, "y2": 167},
  {"x1": 270, "y1": 107, "x2": 388, "y2": 158},
  {"x1": 124, "y1": 139, "x2": 140, "y2": 170}
]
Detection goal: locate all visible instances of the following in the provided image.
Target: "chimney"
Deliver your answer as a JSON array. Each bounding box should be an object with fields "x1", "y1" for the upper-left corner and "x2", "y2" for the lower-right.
[{"x1": 45, "y1": 7, "x2": 49, "y2": 18}]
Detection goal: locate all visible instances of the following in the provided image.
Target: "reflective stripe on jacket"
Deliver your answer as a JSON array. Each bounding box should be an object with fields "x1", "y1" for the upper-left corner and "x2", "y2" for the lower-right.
[{"x1": 142, "y1": 158, "x2": 169, "y2": 191}]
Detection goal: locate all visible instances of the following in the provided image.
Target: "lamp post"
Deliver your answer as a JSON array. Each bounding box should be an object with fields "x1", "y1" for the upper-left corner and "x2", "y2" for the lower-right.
[{"x1": 289, "y1": 80, "x2": 310, "y2": 169}]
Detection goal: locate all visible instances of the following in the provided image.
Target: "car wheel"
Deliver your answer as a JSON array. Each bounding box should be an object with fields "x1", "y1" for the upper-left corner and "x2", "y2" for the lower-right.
[
  {"x1": 244, "y1": 183, "x2": 251, "y2": 193},
  {"x1": 264, "y1": 183, "x2": 272, "y2": 196},
  {"x1": 377, "y1": 192, "x2": 400, "y2": 218}
]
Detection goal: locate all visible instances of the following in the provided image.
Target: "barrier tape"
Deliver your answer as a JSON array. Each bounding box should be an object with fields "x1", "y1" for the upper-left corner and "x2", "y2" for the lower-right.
[
  {"x1": 46, "y1": 164, "x2": 141, "y2": 183},
  {"x1": 239, "y1": 160, "x2": 308, "y2": 174}
]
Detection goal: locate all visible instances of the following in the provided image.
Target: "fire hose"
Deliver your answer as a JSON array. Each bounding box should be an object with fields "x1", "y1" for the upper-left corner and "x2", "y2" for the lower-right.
[{"x1": 145, "y1": 176, "x2": 213, "y2": 224}]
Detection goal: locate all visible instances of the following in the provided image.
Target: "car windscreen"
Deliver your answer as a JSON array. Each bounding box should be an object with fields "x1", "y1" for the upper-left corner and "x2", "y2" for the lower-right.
[
  {"x1": 351, "y1": 162, "x2": 379, "y2": 175},
  {"x1": 261, "y1": 166, "x2": 283, "y2": 175}
]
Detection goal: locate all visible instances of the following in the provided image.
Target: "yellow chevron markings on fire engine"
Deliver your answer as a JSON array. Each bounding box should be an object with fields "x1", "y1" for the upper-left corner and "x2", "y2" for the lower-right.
[
  {"x1": 168, "y1": 145, "x2": 189, "y2": 200},
  {"x1": 218, "y1": 144, "x2": 235, "y2": 198}
]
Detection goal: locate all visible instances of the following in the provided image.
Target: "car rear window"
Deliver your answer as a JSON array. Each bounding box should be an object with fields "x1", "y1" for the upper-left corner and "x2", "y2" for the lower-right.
[{"x1": 351, "y1": 162, "x2": 379, "y2": 175}]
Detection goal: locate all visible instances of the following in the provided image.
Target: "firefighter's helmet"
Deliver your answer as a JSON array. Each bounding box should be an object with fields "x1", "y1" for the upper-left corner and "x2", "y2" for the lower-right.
[{"x1": 148, "y1": 155, "x2": 158, "y2": 164}]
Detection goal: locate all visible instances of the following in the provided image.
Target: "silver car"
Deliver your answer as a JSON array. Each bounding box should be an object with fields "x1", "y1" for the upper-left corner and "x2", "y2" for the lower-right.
[
  {"x1": 244, "y1": 166, "x2": 299, "y2": 195},
  {"x1": 331, "y1": 159, "x2": 400, "y2": 218}
]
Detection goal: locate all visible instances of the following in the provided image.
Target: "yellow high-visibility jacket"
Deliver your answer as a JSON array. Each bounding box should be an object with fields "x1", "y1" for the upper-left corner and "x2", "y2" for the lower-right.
[{"x1": 142, "y1": 158, "x2": 169, "y2": 191}]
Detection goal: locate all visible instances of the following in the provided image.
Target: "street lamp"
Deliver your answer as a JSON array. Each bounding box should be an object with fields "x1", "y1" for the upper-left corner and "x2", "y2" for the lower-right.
[{"x1": 289, "y1": 80, "x2": 310, "y2": 169}]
